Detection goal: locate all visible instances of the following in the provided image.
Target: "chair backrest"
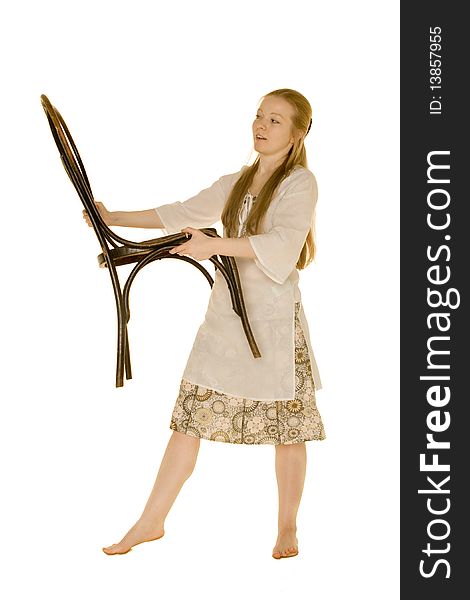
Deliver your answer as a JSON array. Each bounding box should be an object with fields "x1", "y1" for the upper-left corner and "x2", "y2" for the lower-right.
[
  {"x1": 41, "y1": 94, "x2": 142, "y2": 252},
  {"x1": 41, "y1": 94, "x2": 220, "y2": 257}
]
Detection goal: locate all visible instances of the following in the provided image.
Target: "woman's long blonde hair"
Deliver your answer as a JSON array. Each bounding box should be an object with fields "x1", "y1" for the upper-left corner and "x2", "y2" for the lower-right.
[{"x1": 221, "y1": 88, "x2": 316, "y2": 269}]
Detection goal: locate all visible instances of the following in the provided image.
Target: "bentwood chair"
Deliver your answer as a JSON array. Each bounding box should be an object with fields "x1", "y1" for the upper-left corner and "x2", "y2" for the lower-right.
[{"x1": 40, "y1": 94, "x2": 261, "y2": 388}]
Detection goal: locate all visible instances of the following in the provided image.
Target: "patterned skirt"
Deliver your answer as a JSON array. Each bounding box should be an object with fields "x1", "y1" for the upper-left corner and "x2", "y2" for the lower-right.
[{"x1": 169, "y1": 302, "x2": 326, "y2": 445}]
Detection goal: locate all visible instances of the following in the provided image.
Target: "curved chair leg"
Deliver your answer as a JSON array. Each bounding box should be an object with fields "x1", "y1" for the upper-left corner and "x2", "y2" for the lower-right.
[
  {"x1": 209, "y1": 256, "x2": 261, "y2": 358},
  {"x1": 121, "y1": 248, "x2": 215, "y2": 322},
  {"x1": 124, "y1": 327, "x2": 132, "y2": 380},
  {"x1": 116, "y1": 300, "x2": 127, "y2": 388},
  {"x1": 103, "y1": 259, "x2": 127, "y2": 388},
  {"x1": 225, "y1": 256, "x2": 261, "y2": 357},
  {"x1": 119, "y1": 250, "x2": 206, "y2": 385}
]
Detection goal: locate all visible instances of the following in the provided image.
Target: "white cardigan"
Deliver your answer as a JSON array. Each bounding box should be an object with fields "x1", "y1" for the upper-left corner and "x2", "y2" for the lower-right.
[{"x1": 154, "y1": 164, "x2": 322, "y2": 401}]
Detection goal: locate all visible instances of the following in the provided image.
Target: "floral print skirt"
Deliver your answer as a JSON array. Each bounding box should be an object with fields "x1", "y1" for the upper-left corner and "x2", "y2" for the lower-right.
[{"x1": 169, "y1": 302, "x2": 326, "y2": 445}]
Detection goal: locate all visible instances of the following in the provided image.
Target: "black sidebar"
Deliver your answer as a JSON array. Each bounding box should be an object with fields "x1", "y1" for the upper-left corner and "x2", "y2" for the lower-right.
[{"x1": 401, "y1": 3, "x2": 468, "y2": 598}]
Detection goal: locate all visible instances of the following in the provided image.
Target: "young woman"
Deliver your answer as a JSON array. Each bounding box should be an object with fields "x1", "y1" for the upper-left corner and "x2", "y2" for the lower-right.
[{"x1": 83, "y1": 88, "x2": 326, "y2": 560}]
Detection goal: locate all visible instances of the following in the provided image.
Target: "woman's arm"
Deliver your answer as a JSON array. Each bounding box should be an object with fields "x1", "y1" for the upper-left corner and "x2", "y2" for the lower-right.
[
  {"x1": 110, "y1": 209, "x2": 164, "y2": 228},
  {"x1": 169, "y1": 227, "x2": 256, "y2": 261},
  {"x1": 209, "y1": 236, "x2": 256, "y2": 259},
  {"x1": 84, "y1": 169, "x2": 246, "y2": 230},
  {"x1": 83, "y1": 202, "x2": 164, "y2": 229}
]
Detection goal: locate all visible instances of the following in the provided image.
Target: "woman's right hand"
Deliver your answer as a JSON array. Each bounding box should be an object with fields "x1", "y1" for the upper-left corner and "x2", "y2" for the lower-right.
[{"x1": 82, "y1": 201, "x2": 113, "y2": 227}]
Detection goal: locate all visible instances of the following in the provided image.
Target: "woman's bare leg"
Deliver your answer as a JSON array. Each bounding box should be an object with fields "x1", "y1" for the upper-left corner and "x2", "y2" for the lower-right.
[
  {"x1": 272, "y1": 441, "x2": 306, "y2": 558},
  {"x1": 103, "y1": 431, "x2": 201, "y2": 554}
]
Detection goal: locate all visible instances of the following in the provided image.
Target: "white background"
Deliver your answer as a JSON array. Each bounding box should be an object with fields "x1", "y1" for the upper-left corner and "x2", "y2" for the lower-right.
[{"x1": 0, "y1": 1, "x2": 399, "y2": 598}]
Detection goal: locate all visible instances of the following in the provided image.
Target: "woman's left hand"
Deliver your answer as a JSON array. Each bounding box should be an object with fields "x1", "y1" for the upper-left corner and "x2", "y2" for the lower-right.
[{"x1": 168, "y1": 227, "x2": 216, "y2": 261}]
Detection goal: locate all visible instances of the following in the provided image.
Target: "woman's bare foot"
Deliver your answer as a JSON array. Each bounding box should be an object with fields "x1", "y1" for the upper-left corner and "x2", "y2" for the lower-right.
[
  {"x1": 272, "y1": 527, "x2": 299, "y2": 559},
  {"x1": 102, "y1": 519, "x2": 165, "y2": 555}
]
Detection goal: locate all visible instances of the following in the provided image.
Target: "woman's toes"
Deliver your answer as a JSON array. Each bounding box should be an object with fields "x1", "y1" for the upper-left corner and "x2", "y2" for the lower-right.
[
  {"x1": 272, "y1": 545, "x2": 298, "y2": 558},
  {"x1": 103, "y1": 543, "x2": 127, "y2": 554}
]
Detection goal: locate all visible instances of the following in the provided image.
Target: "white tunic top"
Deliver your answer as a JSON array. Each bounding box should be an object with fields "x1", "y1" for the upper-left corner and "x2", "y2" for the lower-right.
[{"x1": 154, "y1": 164, "x2": 323, "y2": 401}]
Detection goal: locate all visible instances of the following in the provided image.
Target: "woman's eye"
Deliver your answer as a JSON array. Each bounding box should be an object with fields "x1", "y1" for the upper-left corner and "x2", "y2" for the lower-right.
[{"x1": 255, "y1": 115, "x2": 279, "y2": 124}]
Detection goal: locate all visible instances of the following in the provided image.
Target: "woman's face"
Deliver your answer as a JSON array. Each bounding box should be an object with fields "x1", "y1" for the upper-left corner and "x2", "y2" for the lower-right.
[{"x1": 252, "y1": 96, "x2": 296, "y2": 158}]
